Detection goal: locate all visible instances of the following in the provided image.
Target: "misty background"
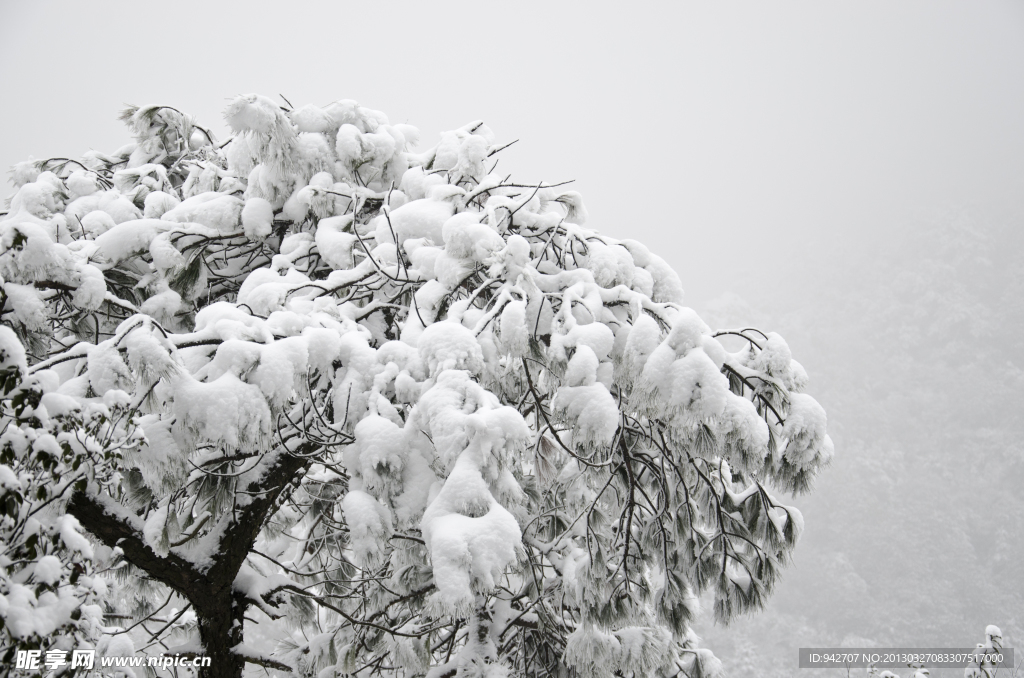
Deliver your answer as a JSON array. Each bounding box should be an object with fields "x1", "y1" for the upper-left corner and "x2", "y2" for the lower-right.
[{"x1": 2, "y1": 1, "x2": 1022, "y2": 675}]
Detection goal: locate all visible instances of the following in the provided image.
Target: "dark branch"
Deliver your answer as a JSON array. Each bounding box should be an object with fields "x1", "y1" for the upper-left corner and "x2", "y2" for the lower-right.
[
  {"x1": 204, "y1": 445, "x2": 313, "y2": 593},
  {"x1": 67, "y1": 492, "x2": 204, "y2": 599}
]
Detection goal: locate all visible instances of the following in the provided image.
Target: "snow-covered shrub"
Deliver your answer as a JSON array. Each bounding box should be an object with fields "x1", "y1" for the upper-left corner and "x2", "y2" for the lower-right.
[
  {"x1": 0, "y1": 93, "x2": 831, "y2": 677},
  {"x1": 865, "y1": 625, "x2": 1008, "y2": 678},
  {"x1": 963, "y1": 624, "x2": 1007, "y2": 678}
]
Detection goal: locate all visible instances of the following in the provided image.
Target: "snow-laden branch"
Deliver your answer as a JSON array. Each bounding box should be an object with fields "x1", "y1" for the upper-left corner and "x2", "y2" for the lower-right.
[{"x1": 66, "y1": 492, "x2": 203, "y2": 599}]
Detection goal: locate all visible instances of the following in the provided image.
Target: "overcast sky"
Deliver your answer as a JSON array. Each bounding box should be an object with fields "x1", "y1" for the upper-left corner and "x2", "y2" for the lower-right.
[{"x1": 2, "y1": 1, "x2": 1022, "y2": 304}]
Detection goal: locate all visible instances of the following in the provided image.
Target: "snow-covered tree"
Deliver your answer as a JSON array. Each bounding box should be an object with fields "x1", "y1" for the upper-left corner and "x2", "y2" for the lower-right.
[
  {"x1": 964, "y1": 625, "x2": 1006, "y2": 678},
  {"x1": 0, "y1": 94, "x2": 832, "y2": 677},
  {"x1": 862, "y1": 625, "x2": 1010, "y2": 678},
  {"x1": 0, "y1": 325, "x2": 128, "y2": 672}
]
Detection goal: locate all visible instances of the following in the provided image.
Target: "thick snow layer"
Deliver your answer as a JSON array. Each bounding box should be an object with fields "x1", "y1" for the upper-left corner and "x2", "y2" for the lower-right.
[
  {"x1": 498, "y1": 300, "x2": 529, "y2": 355},
  {"x1": 341, "y1": 489, "x2": 392, "y2": 566},
  {"x1": 564, "y1": 345, "x2": 599, "y2": 387},
  {"x1": 124, "y1": 327, "x2": 178, "y2": 382},
  {"x1": 139, "y1": 286, "x2": 181, "y2": 321},
  {"x1": 385, "y1": 198, "x2": 456, "y2": 246},
  {"x1": 92, "y1": 218, "x2": 172, "y2": 268},
  {"x1": 33, "y1": 556, "x2": 63, "y2": 585},
  {"x1": 1, "y1": 584, "x2": 84, "y2": 639},
  {"x1": 347, "y1": 415, "x2": 406, "y2": 493},
  {"x1": 2, "y1": 283, "x2": 47, "y2": 331},
  {"x1": 80, "y1": 210, "x2": 117, "y2": 237},
  {"x1": 666, "y1": 308, "x2": 710, "y2": 355},
  {"x1": 193, "y1": 302, "x2": 273, "y2": 342},
  {"x1": 0, "y1": 325, "x2": 27, "y2": 373},
  {"x1": 750, "y1": 332, "x2": 793, "y2": 379},
  {"x1": 65, "y1": 170, "x2": 100, "y2": 200},
  {"x1": 442, "y1": 212, "x2": 503, "y2": 263},
  {"x1": 225, "y1": 94, "x2": 285, "y2": 135},
  {"x1": 783, "y1": 393, "x2": 833, "y2": 470},
  {"x1": 172, "y1": 372, "x2": 272, "y2": 452},
  {"x1": 72, "y1": 264, "x2": 107, "y2": 311},
  {"x1": 253, "y1": 337, "x2": 309, "y2": 406},
  {"x1": 665, "y1": 348, "x2": 730, "y2": 423},
  {"x1": 59, "y1": 515, "x2": 94, "y2": 558},
  {"x1": 0, "y1": 464, "x2": 20, "y2": 490},
  {"x1": 315, "y1": 215, "x2": 356, "y2": 269},
  {"x1": 162, "y1": 193, "x2": 243, "y2": 232},
  {"x1": 621, "y1": 239, "x2": 684, "y2": 303},
  {"x1": 143, "y1": 190, "x2": 181, "y2": 218},
  {"x1": 241, "y1": 197, "x2": 274, "y2": 240},
  {"x1": 143, "y1": 503, "x2": 170, "y2": 557},
  {"x1": 622, "y1": 313, "x2": 662, "y2": 376},
  {"x1": 1, "y1": 220, "x2": 70, "y2": 280},
  {"x1": 87, "y1": 342, "x2": 133, "y2": 394},
  {"x1": 554, "y1": 322, "x2": 616, "y2": 362},
  {"x1": 554, "y1": 382, "x2": 619, "y2": 449},
  {"x1": 418, "y1": 322, "x2": 484, "y2": 377},
  {"x1": 720, "y1": 392, "x2": 770, "y2": 472},
  {"x1": 65, "y1": 191, "x2": 142, "y2": 227},
  {"x1": 237, "y1": 267, "x2": 313, "y2": 316},
  {"x1": 420, "y1": 454, "x2": 521, "y2": 612},
  {"x1": 584, "y1": 240, "x2": 635, "y2": 289}
]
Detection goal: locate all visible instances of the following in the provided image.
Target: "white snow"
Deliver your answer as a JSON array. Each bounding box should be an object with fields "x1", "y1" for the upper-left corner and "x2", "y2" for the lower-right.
[
  {"x1": 315, "y1": 215, "x2": 357, "y2": 269},
  {"x1": 162, "y1": 193, "x2": 243, "y2": 232},
  {"x1": 0, "y1": 325, "x2": 27, "y2": 373},
  {"x1": 59, "y1": 515, "x2": 94, "y2": 558},
  {"x1": 385, "y1": 197, "x2": 456, "y2": 246},
  {"x1": 553, "y1": 382, "x2": 619, "y2": 449},
  {"x1": 341, "y1": 489, "x2": 392, "y2": 566},
  {"x1": 420, "y1": 454, "x2": 521, "y2": 613},
  {"x1": 172, "y1": 372, "x2": 272, "y2": 452},
  {"x1": 783, "y1": 393, "x2": 833, "y2": 470},
  {"x1": 418, "y1": 322, "x2": 485, "y2": 377},
  {"x1": 143, "y1": 503, "x2": 170, "y2": 557},
  {"x1": 91, "y1": 218, "x2": 173, "y2": 267},
  {"x1": 241, "y1": 197, "x2": 274, "y2": 240}
]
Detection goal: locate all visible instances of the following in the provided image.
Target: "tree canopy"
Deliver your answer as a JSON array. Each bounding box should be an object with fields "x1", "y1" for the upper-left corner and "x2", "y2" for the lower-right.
[{"x1": 0, "y1": 94, "x2": 831, "y2": 678}]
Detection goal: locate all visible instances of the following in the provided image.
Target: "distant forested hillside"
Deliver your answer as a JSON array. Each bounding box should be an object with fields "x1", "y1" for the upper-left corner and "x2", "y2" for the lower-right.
[{"x1": 696, "y1": 210, "x2": 1024, "y2": 677}]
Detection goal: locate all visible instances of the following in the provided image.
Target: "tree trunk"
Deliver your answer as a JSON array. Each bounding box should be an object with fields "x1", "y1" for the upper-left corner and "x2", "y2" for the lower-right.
[
  {"x1": 194, "y1": 594, "x2": 246, "y2": 678},
  {"x1": 66, "y1": 451, "x2": 311, "y2": 678}
]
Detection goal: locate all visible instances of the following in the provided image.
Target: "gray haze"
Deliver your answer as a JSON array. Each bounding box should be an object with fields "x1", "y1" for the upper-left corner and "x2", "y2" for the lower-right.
[
  {"x1": 3, "y1": 2, "x2": 1023, "y2": 675},
  {"x1": 3, "y1": 1, "x2": 1023, "y2": 305}
]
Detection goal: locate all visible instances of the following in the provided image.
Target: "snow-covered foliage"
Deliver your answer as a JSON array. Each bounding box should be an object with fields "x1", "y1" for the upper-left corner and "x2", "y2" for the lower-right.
[
  {"x1": 863, "y1": 625, "x2": 1005, "y2": 678},
  {"x1": 0, "y1": 94, "x2": 831, "y2": 677},
  {"x1": 963, "y1": 625, "x2": 1005, "y2": 678},
  {"x1": 0, "y1": 325, "x2": 131, "y2": 670}
]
